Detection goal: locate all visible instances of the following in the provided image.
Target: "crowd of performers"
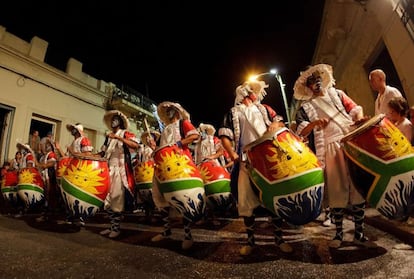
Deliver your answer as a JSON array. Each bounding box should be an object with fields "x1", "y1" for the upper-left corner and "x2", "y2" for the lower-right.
[{"x1": 1, "y1": 64, "x2": 414, "y2": 255}]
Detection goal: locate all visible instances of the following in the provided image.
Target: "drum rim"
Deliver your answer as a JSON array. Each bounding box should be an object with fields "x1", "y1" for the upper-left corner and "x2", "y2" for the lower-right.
[
  {"x1": 71, "y1": 154, "x2": 108, "y2": 162},
  {"x1": 341, "y1": 114, "x2": 385, "y2": 142},
  {"x1": 243, "y1": 127, "x2": 287, "y2": 152},
  {"x1": 154, "y1": 143, "x2": 177, "y2": 153}
]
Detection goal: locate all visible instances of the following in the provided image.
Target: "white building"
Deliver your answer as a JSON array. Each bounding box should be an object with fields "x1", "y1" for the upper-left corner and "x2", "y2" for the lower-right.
[
  {"x1": 312, "y1": 0, "x2": 414, "y2": 115},
  {"x1": 0, "y1": 26, "x2": 158, "y2": 165}
]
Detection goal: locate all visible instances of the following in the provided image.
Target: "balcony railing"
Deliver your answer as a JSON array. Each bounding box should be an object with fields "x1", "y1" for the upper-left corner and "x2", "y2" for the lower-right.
[{"x1": 396, "y1": 0, "x2": 414, "y2": 42}]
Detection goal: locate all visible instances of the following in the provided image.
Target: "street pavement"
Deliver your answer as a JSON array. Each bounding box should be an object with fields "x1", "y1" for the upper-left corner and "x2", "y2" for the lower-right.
[{"x1": 0, "y1": 206, "x2": 413, "y2": 278}]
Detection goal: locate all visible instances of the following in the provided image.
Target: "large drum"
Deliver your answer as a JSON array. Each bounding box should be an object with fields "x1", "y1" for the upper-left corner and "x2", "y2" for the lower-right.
[
  {"x1": 60, "y1": 155, "x2": 109, "y2": 220},
  {"x1": 56, "y1": 156, "x2": 72, "y2": 186},
  {"x1": 244, "y1": 127, "x2": 324, "y2": 225},
  {"x1": 153, "y1": 144, "x2": 205, "y2": 222},
  {"x1": 134, "y1": 160, "x2": 155, "y2": 208},
  {"x1": 341, "y1": 114, "x2": 414, "y2": 219},
  {"x1": 1, "y1": 170, "x2": 19, "y2": 203},
  {"x1": 197, "y1": 160, "x2": 233, "y2": 211},
  {"x1": 17, "y1": 167, "x2": 45, "y2": 208}
]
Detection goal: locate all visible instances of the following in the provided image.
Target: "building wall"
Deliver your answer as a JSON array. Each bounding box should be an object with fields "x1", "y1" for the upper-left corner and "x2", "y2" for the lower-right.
[
  {"x1": 313, "y1": 0, "x2": 414, "y2": 116},
  {"x1": 0, "y1": 26, "x2": 145, "y2": 164}
]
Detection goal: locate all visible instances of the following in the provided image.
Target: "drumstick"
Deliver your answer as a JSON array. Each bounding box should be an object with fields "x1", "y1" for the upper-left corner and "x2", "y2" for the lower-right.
[{"x1": 143, "y1": 116, "x2": 151, "y2": 138}]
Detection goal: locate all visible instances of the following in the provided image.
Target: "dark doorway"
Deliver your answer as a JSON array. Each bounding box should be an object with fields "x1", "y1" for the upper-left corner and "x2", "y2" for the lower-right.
[
  {"x1": 367, "y1": 46, "x2": 406, "y2": 99},
  {"x1": 29, "y1": 119, "x2": 54, "y2": 141}
]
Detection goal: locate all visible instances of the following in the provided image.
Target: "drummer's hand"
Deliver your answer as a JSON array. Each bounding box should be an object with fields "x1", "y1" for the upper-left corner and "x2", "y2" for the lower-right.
[
  {"x1": 313, "y1": 118, "x2": 329, "y2": 129},
  {"x1": 352, "y1": 115, "x2": 370, "y2": 127},
  {"x1": 268, "y1": 121, "x2": 284, "y2": 132},
  {"x1": 229, "y1": 151, "x2": 239, "y2": 162}
]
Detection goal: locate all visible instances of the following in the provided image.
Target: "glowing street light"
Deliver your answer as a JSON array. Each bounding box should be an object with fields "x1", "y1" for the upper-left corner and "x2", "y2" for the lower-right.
[{"x1": 249, "y1": 69, "x2": 291, "y2": 127}]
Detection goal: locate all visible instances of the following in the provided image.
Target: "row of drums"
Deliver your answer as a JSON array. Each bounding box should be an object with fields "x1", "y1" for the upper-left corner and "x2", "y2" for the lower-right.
[{"x1": 2, "y1": 114, "x2": 414, "y2": 223}]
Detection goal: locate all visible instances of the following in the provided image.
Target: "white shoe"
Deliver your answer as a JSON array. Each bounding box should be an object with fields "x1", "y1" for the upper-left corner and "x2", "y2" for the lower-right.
[
  {"x1": 353, "y1": 237, "x2": 377, "y2": 248},
  {"x1": 56, "y1": 219, "x2": 72, "y2": 225},
  {"x1": 35, "y1": 215, "x2": 47, "y2": 222},
  {"x1": 151, "y1": 234, "x2": 169, "y2": 242},
  {"x1": 108, "y1": 230, "x2": 120, "y2": 238},
  {"x1": 329, "y1": 239, "x2": 342, "y2": 249},
  {"x1": 182, "y1": 239, "x2": 193, "y2": 250},
  {"x1": 322, "y1": 218, "x2": 333, "y2": 227},
  {"x1": 99, "y1": 229, "x2": 111, "y2": 236}
]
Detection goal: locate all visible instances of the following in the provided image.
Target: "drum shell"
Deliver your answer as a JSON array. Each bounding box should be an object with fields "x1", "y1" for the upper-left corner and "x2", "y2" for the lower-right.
[
  {"x1": 1, "y1": 170, "x2": 18, "y2": 202},
  {"x1": 17, "y1": 167, "x2": 44, "y2": 208},
  {"x1": 153, "y1": 144, "x2": 205, "y2": 222},
  {"x1": 61, "y1": 156, "x2": 109, "y2": 219},
  {"x1": 134, "y1": 160, "x2": 154, "y2": 188},
  {"x1": 134, "y1": 160, "x2": 155, "y2": 207},
  {"x1": 245, "y1": 128, "x2": 324, "y2": 225},
  {"x1": 342, "y1": 115, "x2": 414, "y2": 219},
  {"x1": 56, "y1": 157, "x2": 72, "y2": 181},
  {"x1": 198, "y1": 160, "x2": 233, "y2": 210}
]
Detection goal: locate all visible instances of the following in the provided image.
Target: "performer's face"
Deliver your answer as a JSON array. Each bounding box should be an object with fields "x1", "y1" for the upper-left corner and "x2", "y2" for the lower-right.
[
  {"x1": 306, "y1": 73, "x2": 322, "y2": 93},
  {"x1": 111, "y1": 115, "x2": 122, "y2": 128},
  {"x1": 71, "y1": 128, "x2": 78, "y2": 136},
  {"x1": 248, "y1": 92, "x2": 258, "y2": 102}
]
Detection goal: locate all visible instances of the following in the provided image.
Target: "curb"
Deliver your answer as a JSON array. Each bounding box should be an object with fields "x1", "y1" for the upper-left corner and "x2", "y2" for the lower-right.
[{"x1": 365, "y1": 215, "x2": 414, "y2": 247}]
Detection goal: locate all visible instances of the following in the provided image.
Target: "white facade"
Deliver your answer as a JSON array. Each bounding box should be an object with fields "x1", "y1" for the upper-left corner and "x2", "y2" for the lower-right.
[
  {"x1": 313, "y1": 0, "x2": 414, "y2": 116},
  {"x1": 0, "y1": 26, "x2": 156, "y2": 165}
]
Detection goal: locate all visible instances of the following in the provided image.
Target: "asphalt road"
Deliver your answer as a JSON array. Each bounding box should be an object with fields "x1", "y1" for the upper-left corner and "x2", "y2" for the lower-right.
[{"x1": 0, "y1": 210, "x2": 413, "y2": 279}]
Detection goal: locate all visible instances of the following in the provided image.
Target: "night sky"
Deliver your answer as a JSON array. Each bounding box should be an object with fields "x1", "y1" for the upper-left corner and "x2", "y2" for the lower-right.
[{"x1": 0, "y1": 0, "x2": 325, "y2": 129}]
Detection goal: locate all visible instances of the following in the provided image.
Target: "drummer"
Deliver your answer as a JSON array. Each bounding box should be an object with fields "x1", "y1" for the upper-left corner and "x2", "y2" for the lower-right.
[
  {"x1": 194, "y1": 123, "x2": 232, "y2": 225},
  {"x1": 294, "y1": 64, "x2": 377, "y2": 249},
  {"x1": 55, "y1": 123, "x2": 94, "y2": 225},
  {"x1": 134, "y1": 129, "x2": 160, "y2": 222},
  {"x1": 194, "y1": 123, "x2": 224, "y2": 165},
  {"x1": 99, "y1": 110, "x2": 139, "y2": 239},
  {"x1": 36, "y1": 143, "x2": 60, "y2": 222},
  {"x1": 150, "y1": 101, "x2": 200, "y2": 250},
  {"x1": 218, "y1": 80, "x2": 291, "y2": 256},
  {"x1": 14, "y1": 143, "x2": 37, "y2": 217}
]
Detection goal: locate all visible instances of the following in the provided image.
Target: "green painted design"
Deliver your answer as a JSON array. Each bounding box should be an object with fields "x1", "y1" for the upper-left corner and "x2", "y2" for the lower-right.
[
  {"x1": 136, "y1": 182, "x2": 152, "y2": 190},
  {"x1": 344, "y1": 144, "x2": 414, "y2": 206},
  {"x1": 17, "y1": 184, "x2": 43, "y2": 193},
  {"x1": 159, "y1": 178, "x2": 204, "y2": 194},
  {"x1": 250, "y1": 169, "x2": 324, "y2": 212},
  {"x1": 1, "y1": 187, "x2": 16, "y2": 193},
  {"x1": 204, "y1": 179, "x2": 231, "y2": 195},
  {"x1": 61, "y1": 178, "x2": 103, "y2": 207}
]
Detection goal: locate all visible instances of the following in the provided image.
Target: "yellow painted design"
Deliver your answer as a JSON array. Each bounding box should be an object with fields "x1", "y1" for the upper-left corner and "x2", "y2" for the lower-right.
[
  {"x1": 266, "y1": 133, "x2": 319, "y2": 179},
  {"x1": 19, "y1": 169, "x2": 36, "y2": 184},
  {"x1": 156, "y1": 151, "x2": 195, "y2": 181},
  {"x1": 199, "y1": 165, "x2": 213, "y2": 182},
  {"x1": 65, "y1": 160, "x2": 104, "y2": 194},
  {"x1": 376, "y1": 121, "x2": 414, "y2": 158},
  {"x1": 135, "y1": 163, "x2": 154, "y2": 182}
]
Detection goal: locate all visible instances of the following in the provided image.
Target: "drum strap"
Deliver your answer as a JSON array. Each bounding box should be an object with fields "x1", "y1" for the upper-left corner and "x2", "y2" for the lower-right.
[
  {"x1": 311, "y1": 90, "x2": 353, "y2": 135},
  {"x1": 105, "y1": 130, "x2": 125, "y2": 160}
]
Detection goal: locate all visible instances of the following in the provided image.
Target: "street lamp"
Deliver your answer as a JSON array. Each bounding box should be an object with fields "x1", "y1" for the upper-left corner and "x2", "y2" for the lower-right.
[{"x1": 249, "y1": 69, "x2": 291, "y2": 127}]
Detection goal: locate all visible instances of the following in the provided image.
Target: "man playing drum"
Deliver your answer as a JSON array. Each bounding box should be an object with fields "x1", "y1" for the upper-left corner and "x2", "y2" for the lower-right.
[
  {"x1": 150, "y1": 101, "x2": 201, "y2": 250},
  {"x1": 55, "y1": 123, "x2": 94, "y2": 225},
  {"x1": 218, "y1": 80, "x2": 290, "y2": 256},
  {"x1": 294, "y1": 64, "x2": 377, "y2": 249},
  {"x1": 99, "y1": 110, "x2": 139, "y2": 238}
]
